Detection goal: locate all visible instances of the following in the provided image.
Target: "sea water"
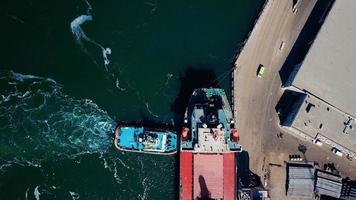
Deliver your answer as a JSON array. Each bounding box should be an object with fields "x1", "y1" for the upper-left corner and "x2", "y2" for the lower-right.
[{"x1": 0, "y1": 0, "x2": 264, "y2": 199}]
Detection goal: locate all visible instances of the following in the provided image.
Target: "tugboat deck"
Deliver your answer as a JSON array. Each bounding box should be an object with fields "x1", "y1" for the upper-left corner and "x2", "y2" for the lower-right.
[{"x1": 115, "y1": 126, "x2": 177, "y2": 154}]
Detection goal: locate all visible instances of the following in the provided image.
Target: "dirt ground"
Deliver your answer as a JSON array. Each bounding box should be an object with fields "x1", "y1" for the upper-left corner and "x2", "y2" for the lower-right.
[{"x1": 233, "y1": 0, "x2": 356, "y2": 199}]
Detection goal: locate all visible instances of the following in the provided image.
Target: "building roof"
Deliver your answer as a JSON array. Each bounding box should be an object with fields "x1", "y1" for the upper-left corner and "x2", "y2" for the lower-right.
[
  {"x1": 291, "y1": 0, "x2": 356, "y2": 117},
  {"x1": 291, "y1": 94, "x2": 356, "y2": 155},
  {"x1": 287, "y1": 163, "x2": 315, "y2": 198},
  {"x1": 342, "y1": 179, "x2": 356, "y2": 200},
  {"x1": 316, "y1": 170, "x2": 342, "y2": 198}
]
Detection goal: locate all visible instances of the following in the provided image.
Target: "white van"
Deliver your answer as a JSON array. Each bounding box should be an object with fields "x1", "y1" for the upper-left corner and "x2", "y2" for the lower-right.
[
  {"x1": 312, "y1": 139, "x2": 323, "y2": 146},
  {"x1": 331, "y1": 148, "x2": 343, "y2": 157}
]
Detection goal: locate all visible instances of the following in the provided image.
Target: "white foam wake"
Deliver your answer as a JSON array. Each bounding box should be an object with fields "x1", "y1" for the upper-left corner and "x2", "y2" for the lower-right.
[
  {"x1": 25, "y1": 187, "x2": 29, "y2": 200},
  {"x1": 0, "y1": 71, "x2": 115, "y2": 163},
  {"x1": 9, "y1": 70, "x2": 58, "y2": 84},
  {"x1": 69, "y1": 191, "x2": 80, "y2": 200},
  {"x1": 125, "y1": 81, "x2": 159, "y2": 118},
  {"x1": 115, "y1": 78, "x2": 126, "y2": 91},
  {"x1": 138, "y1": 177, "x2": 150, "y2": 200},
  {"x1": 34, "y1": 186, "x2": 41, "y2": 200},
  {"x1": 117, "y1": 158, "x2": 130, "y2": 169},
  {"x1": 70, "y1": 0, "x2": 111, "y2": 69},
  {"x1": 145, "y1": 102, "x2": 159, "y2": 118},
  {"x1": 5, "y1": 14, "x2": 25, "y2": 24}
]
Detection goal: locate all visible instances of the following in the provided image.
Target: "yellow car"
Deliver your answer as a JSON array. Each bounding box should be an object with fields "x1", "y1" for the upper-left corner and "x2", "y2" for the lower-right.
[{"x1": 257, "y1": 64, "x2": 265, "y2": 78}]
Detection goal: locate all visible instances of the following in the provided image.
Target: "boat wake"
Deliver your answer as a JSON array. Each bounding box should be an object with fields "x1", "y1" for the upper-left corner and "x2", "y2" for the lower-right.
[
  {"x1": 144, "y1": 102, "x2": 159, "y2": 118},
  {"x1": 0, "y1": 71, "x2": 115, "y2": 167},
  {"x1": 164, "y1": 73, "x2": 173, "y2": 86},
  {"x1": 153, "y1": 73, "x2": 175, "y2": 98},
  {"x1": 24, "y1": 185, "x2": 72, "y2": 200},
  {"x1": 145, "y1": 0, "x2": 158, "y2": 13},
  {"x1": 69, "y1": 191, "x2": 80, "y2": 200},
  {"x1": 34, "y1": 186, "x2": 41, "y2": 200},
  {"x1": 138, "y1": 177, "x2": 150, "y2": 200},
  {"x1": 125, "y1": 80, "x2": 160, "y2": 118},
  {"x1": 70, "y1": 0, "x2": 111, "y2": 69},
  {"x1": 115, "y1": 77, "x2": 126, "y2": 91}
]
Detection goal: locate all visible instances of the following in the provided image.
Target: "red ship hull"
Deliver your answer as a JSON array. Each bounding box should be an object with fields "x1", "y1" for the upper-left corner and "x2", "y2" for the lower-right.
[{"x1": 180, "y1": 152, "x2": 236, "y2": 200}]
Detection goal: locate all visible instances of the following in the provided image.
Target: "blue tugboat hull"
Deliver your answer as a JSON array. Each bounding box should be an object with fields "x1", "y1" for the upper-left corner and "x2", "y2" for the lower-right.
[{"x1": 114, "y1": 126, "x2": 177, "y2": 155}]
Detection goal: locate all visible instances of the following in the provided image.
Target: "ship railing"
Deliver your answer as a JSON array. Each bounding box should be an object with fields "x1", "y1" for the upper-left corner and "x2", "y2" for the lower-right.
[{"x1": 221, "y1": 93, "x2": 234, "y2": 120}]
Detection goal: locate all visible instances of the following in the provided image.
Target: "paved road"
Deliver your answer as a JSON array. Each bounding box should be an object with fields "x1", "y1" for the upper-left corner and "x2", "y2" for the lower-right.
[{"x1": 233, "y1": 0, "x2": 356, "y2": 198}]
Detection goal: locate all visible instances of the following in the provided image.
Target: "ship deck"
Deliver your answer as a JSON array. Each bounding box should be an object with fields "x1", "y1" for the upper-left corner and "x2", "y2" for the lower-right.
[
  {"x1": 180, "y1": 88, "x2": 238, "y2": 199},
  {"x1": 180, "y1": 152, "x2": 236, "y2": 200},
  {"x1": 119, "y1": 127, "x2": 144, "y2": 150},
  {"x1": 195, "y1": 128, "x2": 227, "y2": 152},
  {"x1": 116, "y1": 127, "x2": 177, "y2": 153}
]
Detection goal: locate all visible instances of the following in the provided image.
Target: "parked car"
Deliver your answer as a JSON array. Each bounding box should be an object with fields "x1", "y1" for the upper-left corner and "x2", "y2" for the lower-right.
[
  {"x1": 346, "y1": 154, "x2": 354, "y2": 161},
  {"x1": 331, "y1": 148, "x2": 343, "y2": 157},
  {"x1": 279, "y1": 41, "x2": 285, "y2": 50},
  {"x1": 257, "y1": 64, "x2": 265, "y2": 78},
  {"x1": 312, "y1": 139, "x2": 323, "y2": 146},
  {"x1": 289, "y1": 154, "x2": 303, "y2": 162}
]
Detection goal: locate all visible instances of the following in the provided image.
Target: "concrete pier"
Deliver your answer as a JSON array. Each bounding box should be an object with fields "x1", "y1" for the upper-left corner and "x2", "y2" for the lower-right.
[
  {"x1": 232, "y1": 0, "x2": 316, "y2": 168},
  {"x1": 233, "y1": 0, "x2": 356, "y2": 198},
  {"x1": 232, "y1": 0, "x2": 317, "y2": 199}
]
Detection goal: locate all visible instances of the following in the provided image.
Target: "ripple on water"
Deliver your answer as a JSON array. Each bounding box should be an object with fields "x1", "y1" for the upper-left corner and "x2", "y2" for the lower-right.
[
  {"x1": 0, "y1": 71, "x2": 115, "y2": 164},
  {"x1": 70, "y1": 0, "x2": 111, "y2": 68}
]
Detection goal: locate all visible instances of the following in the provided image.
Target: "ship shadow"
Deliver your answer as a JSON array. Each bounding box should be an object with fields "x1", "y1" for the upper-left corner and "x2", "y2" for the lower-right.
[
  {"x1": 116, "y1": 114, "x2": 175, "y2": 130},
  {"x1": 198, "y1": 175, "x2": 212, "y2": 200},
  {"x1": 237, "y1": 151, "x2": 262, "y2": 188},
  {"x1": 170, "y1": 67, "x2": 220, "y2": 200},
  {"x1": 170, "y1": 67, "x2": 219, "y2": 130},
  {"x1": 116, "y1": 114, "x2": 180, "y2": 199}
]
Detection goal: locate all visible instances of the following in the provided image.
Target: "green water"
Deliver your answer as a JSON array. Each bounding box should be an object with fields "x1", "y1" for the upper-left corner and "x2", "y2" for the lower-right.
[{"x1": 0, "y1": 0, "x2": 263, "y2": 199}]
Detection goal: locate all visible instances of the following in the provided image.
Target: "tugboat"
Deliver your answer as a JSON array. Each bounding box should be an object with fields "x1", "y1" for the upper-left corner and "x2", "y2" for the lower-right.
[
  {"x1": 114, "y1": 126, "x2": 177, "y2": 155},
  {"x1": 179, "y1": 88, "x2": 242, "y2": 200}
]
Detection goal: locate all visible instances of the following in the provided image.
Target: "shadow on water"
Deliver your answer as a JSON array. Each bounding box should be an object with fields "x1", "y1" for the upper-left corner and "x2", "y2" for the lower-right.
[
  {"x1": 237, "y1": 151, "x2": 262, "y2": 188},
  {"x1": 171, "y1": 67, "x2": 219, "y2": 200},
  {"x1": 115, "y1": 115, "x2": 180, "y2": 200},
  {"x1": 116, "y1": 67, "x2": 219, "y2": 200},
  {"x1": 117, "y1": 115, "x2": 175, "y2": 131},
  {"x1": 198, "y1": 175, "x2": 211, "y2": 200},
  {"x1": 170, "y1": 67, "x2": 219, "y2": 129},
  {"x1": 278, "y1": 0, "x2": 335, "y2": 85},
  {"x1": 116, "y1": 66, "x2": 219, "y2": 132}
]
